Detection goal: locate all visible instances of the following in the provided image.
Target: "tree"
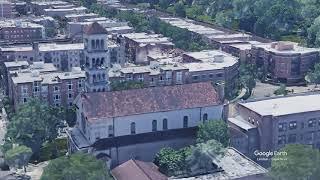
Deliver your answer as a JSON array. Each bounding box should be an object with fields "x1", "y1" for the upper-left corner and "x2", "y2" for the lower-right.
[
  {"x1": 307, "y1": 63, "x2": 320, "y2": 87},
  {"x1": 159, "y1": 0, "x2": 170, "y2": 10},
  {"x1": 270, "y1": 144, "x2": 320, "y2": 180},
  {"x1": 5, "y1": 145, "x2": 32, "y2": 172},
  {"x1": 154, "y1": 147, "x2": 186, "y2": 176},
  {"x1": 274, "y1": 84, "x2": 288, "y2": 96},
  {"x1": 41, "y1": 153, "x2": 111, "y2": 180},
  {"x1": 239, "y1": 64, "x2": 257, "y2": 95},
  {"x1": 4, "y1": 99, "x2": 64, "y2": 159},
  {"x1": 197, "y1": 120, "x2": 230, "y2": 147},
  {"x1": 187, "y1": 140, "x2": 225, "y2": 173},
  {"x1": 174, "y1": 1, "x2": 186, "y2": 18}
]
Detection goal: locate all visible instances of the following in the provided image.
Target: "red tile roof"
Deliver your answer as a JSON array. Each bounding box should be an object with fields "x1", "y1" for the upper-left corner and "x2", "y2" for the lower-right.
[
  {"x1": 111, "y1": 159, "x2": 167, "y2": 180},
  {"x1": 81, "y1": 82, "x2": 220, "y2": 120},
  {"x1": 84, "y1": 22, "x2": 107, "y2": 35}
]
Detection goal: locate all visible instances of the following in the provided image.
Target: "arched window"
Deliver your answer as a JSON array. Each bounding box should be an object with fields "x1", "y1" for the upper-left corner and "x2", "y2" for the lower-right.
[
  {"x1": 97, "y1": 74, "x2": 101, "y2": 80},
  {"x1": 203, "y1": 113, "x2": 208, "y2": 122},
  {"x1": 163, "y1": 118, "x2": 168, "y2": 130},
  {"x1": 96, "y1": 39, "x2": 100, "y2": 49},
  {"x1": 96, "y1": 58, "x2": 100, "y2": 66},
  {"x1": 100, "y1": 39, "x2": 104, "y2": 49},
  {"x1": 91, "y1": 40, "x2": 95, "y2": 49},
  {"x1": 131, "y1": 122, "x2": 136, "y2": 134},
  {"x1": 101, "y1": 57, "x2": 105, "y2": 65},
  {"x1": 152, "y1": 120, "x2": 157, "y2": 132},
  {"x1": 183, "y1": 116, "x2": 188, "y2": 128},
  {"x1": 93, "y1": 74, "x2": 96, "y2": 82}
]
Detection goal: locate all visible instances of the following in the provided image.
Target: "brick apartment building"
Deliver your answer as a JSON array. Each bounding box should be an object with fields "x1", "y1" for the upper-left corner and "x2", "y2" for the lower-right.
[
  {"x1": 0, "y1": 43, "x2": 84, "y2": 71},
  {"x1": 109, "y1": 50, "x2": 239, "y2": 98},
  {"x1": 118, "y1": 33, "x2": 174, "y2": 64},
  {"x1": 232, "y1": 93, "x2": 320, "y2": 156},
  {"x1": 6, "y1": 61, "x2": 85, "y2": 109},
  {"x1": 0, "y1": 20, "x2": 45, "y2": 42},
  {"x1": 30, "y1": 1, "x2": 70, "y2": 16}
]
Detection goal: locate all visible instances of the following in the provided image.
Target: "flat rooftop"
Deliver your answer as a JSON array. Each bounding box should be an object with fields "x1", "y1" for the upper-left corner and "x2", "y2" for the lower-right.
[
  {"x1": 4, "y1": 61, "x2": 29, "y2": 68},
  {"x1": 65, "y1": 13, "x2": 98, "y2": 19},
  {"x1": 228, "y1": 116, "x2": 257, "y2": 131},
  {"x1": 183, "y1": 50, "x2": 238, "y2": 63},
  {"x1": 160, "y1": 17, "x2": 226, "y2": 36},
  {"x1": 0, "y1": 20, "x2": 44, "y2": 28},
  {"x1": 123, "y1": 33, "x2": 174, "y2": 46},
  {"x1": 0, "y1": 43, "x2": 84, "y2": 52},
  {"x1": 44, "y1": 6, "x2": 86, "y2": 12},
  {"x1": 12, "y1": 68, "x2": 85, "y2": 84},
  {"x1": 171, "y1": 147, "x2": 267, "y2": 180},
  {"x1": 30, "y1": 1, "x2": 69, "y2": 6},
  {"x1": 239, "y1": 93, "x2": 320, "y2": 116},
  {"x1": 253, "y1": 43, "x2": 320, "y2": 54}
]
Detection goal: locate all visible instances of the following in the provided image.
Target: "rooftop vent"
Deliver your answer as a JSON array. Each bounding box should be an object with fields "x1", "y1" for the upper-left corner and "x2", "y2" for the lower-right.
[
  {"x1": 150, "y1": 61, "x2": 159, "y2": 69},
  {"x1": 214, "y1": 55, "x2": 224, "y2": 63}
]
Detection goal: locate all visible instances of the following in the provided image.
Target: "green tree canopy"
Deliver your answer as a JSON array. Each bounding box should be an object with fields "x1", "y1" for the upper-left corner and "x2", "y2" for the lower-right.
[
  {"x1": 41, "y1": 153, "x2": 111, "y2": 180},
  {"x1": 187, "y1": 140, "x2": 225, "y2": 173},
  {"x1": 154, "y1": 147, "x2": 187, "y2": 176},
  {"x1": 274, "y1": 84, "x2": 288, "y2": 96},
  {"x1": 307, "y1": 63, "x2": 320, "y2": 87},
  {"x1": 197, "y1": 120, "x2": 230, "y2": 147},
  {"x1": 270, "y1": 144, "x2": 320, "y2": 180},
  {"x1": 5, "y1": 145, "x2": 32, "y2": 172},
  {"x1": 4, "y1": 99, "x2": 64, "y2": 158}
]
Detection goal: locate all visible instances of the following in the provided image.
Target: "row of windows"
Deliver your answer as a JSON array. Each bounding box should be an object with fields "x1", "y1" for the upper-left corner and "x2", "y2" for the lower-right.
[
  {"x1": 278, "y1": 131, "x2": 320, "y2": 145},
  {"x1": 192, "y1": 73, "x2": 223, "y2": 81},
  {"x1": 97, "y1": 114, "x2": 209, "y2": 139},
  {"x1": 278, "y1": 118, "x2": 320, "y2": 132}
]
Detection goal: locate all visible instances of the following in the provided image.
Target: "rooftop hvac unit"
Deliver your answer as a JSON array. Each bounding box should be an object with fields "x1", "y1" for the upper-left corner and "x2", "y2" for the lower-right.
[
  {"x1": 33, "y1": 61, "x2": 44, "y2": 69},
  {"x1": 31, "y1": 70, "x2": 40, "y2": 77}
]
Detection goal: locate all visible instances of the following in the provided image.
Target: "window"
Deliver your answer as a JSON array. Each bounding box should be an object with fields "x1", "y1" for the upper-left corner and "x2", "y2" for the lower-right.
[
  {"x1": 22, "y1": 97, "x2": 27, "y2": 103},
  {"x1": 21, "y1": 85, "x2": 28, "y2": 95},
  {"x1": 301, "y1": 122, "x2": 305, "y2": 129},
  {"x1": 163, "y1": 118, "x2": 168, "y2": 130},
  {"x1": 54, "y1": 86, "x2": 59, "y2": 92},
  {"x1": 288, "y1": 134, "x2": 297, "y2": 143},
  {"x1": 183, "y1": 116, "x2": 188, "y2": 128},
  {"x1": 308, "y1": 118, "x2": 316, "y2": 127},
  {"x1": 216, "y1": 73, "x2": 223, "y2": 78},
  {"x1": 192, "y1": 75, "x2": 199, "y2": 81},
  {"x1": 138, "y1": 74, "x2": 144, "y2": 82},
  {"x1": 127, "y1": 74, "x2": 133, "y2": 81},
  {"x1": 78, "y1": 79, "x2": 84, "y2": 89},
  {"x1": 278, "y1": 135, "x2": 286, "y2": 145},
  {"x1": 68, "y1": 93, "x2": 72, "y2": 99},
  {"x1": 278, "y1": 122, "x2": 287, "y2": 132},
  {"x1": 67, "y1": 81, "x2": 72, "y2": 91},
  {"x1": 33, "y1": 81, "x2": 40, "y2": 94},
  {"x1": 54, "y1": 94, "x2": 61, "y2": 101},
  {"x1": 108, "y1": 125, "x2": 114, "y2": 137},
  {"x1": 68, "y1": 102, "x2": 73, "y2": 107},
  {"x1": 289, "y1": 121, "x2": 297, "y2": 130},
  {"x1": 203, "y1": 113, "x2": 208, "y2": 122},
  {"x1": 209, "y1": 74, "x2": 214, "y2": 79},
  {"x1": 152, "y1": 120, "x2": 157, "y2": 132},
  {"x1": 201, "y1": 74, "x2": 206, "y2": 80},
  {"x1": 131, "y1": 122, "x2": 136, "y2": 134},
  {"x1": 176, "y1": 72, "x2": 182, "y2": 83}
]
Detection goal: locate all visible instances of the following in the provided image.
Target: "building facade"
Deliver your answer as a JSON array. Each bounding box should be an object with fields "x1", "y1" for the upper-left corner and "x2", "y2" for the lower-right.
[
  {"x1": 7, "y1": 62, "x2": 85, "y2": 109},
  {"x1": 235, "y1": 93, "x2": 320, "y2": 154}
]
